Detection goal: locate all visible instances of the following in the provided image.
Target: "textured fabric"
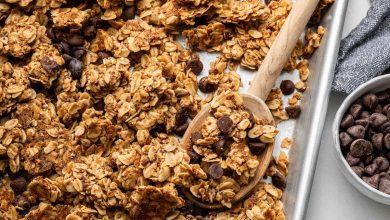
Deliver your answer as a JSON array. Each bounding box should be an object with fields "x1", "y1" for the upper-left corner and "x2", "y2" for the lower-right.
[{"x1": 332, "y1": 0, "x2": 390, "y2": 93}]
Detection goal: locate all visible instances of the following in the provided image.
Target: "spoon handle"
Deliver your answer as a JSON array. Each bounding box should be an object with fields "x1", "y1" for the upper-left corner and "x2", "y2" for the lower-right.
[{"x1": 248, "y1": 0, "x2": 320, "y2": 100}]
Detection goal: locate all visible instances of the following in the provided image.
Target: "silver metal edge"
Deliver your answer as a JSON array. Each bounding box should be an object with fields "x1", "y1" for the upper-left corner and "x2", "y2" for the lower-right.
[{"x1": 290, "y1": 0, "x2": 349, "y2": 219}]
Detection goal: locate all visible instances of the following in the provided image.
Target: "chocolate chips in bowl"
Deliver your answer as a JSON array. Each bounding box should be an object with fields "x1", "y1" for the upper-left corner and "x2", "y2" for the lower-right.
[{"x1": 334, "y1": 75, "x2": 390, "y2": 205}]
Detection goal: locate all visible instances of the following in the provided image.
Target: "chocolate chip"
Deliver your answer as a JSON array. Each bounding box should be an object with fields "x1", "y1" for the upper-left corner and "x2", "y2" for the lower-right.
[
  {"x1": 340, "y1": 132, "x2": 354, "y2": 150},
  {"x1": 46, "y1": 26, "x2": 56, "y2": 40},
  {"x1": 384, "y1": 133, "x2": 390, "y2": 150},
  {"x1": 350, "y1": 104, "x2": 363, "y2": 119},
  {"x1": 340, "y1": 114, "x2": 354, "y2": 128},
  {"x1": 377, "y1": 91, "x2": 389, "y2": 104},
  {"x1": 94, "y1": 100, "x2": 105, "y2": 111},
  {"x1": 355, "y1": 119, "x2": 369, "y2": 128},
  {"x1": 186, "y1": 59, "x2": 203, "y2": 75},
  {"x1": 176, "y1": 107, "x2": 189, "y2": 127},
  {"x1": 374, "y1": 104, "x2": 383, "y2": 114},
  {"x1": 72, "y1": 46, "x2": 86, "y2": 59},
  {"x1": 91, "y1": 17, "x2": 107, "y2": 28},
  {"x1": 367, "y1": 128, "x2": 376, "y2": 139},
  {"x1": 350, "y1": 139, "x2": 373, "y2": 158},
  {"x1": 62, "y1": 54, "x2": 73, "y2": 65},
  {"x1": 280, "y1": 80, "x2": 295, "y2": 95},
  {"x1": 249, "y1": 142, "x2": 266, "y2": 155},
  {"x1": 379, "y1": 178, "x2": 390, "y2": 193},
  {"x1": 97, "y1": 51, "x2": 110, "y2": 64},
  {"x1": 214, "y1": 138, "x2": 226, "y2": 155},
  {"x1": 10, "y1": 177, "x2": 27, "y2": 195},
  {"x1": 40, "y1": 56, "x2": 58, "y2": 74},
  {"x1": 122, "y1": 6, "x2": 136, "y2": 21},
  {"x1": 272, "y1": 170, "x2": 286, "y2": 189},
  {"x1": 285, "y1": 105, "x2": 301, "y2": 118},
  {"x1": 363, "y1": 174, "x2": 380, "y2": 189},
  {"x1": 55, "y1": 41, "x2": 71, "y2": 54},
  {"x1": 208, "y1": 163, "x2": 223, "y2": 179},
  {"x1": 383, "y1": 104, "x2": 390, "y2": 116},
  {"x1": 67, "y1": 34, "x2": 84, "y2": 46},
  {"x1": 188, "y1": 150, "x2": 201, "y2": 163},
  {"x1": 370, "y1": 113, "x2": 388, "y2": 127},
  {"x1": 351, "y1": 166, "x2": 365, "y2": 177},
  {"x1": 365, "y1": 163, "x2": 378, "y2": 176},
  {"x1": 380, "y1": 122, "x2": 390, "y2": 133},
  {"x1": 374, "y1": 157, "x2": 389, "y2": 172},
  {"x1": 191, "y1": 131, "x2": 203, "y2": 145},
  {"x1": 12, "y1": 195, "x2": 30, "y2": 210},
  {"x1": 361, "y1": 111, "x2": 370, "y2": 119},
  {"x1": 69, "y1": 58, "x2": 83, "y2": 79},
  {"x1": 174, "y1": 122, "x2": 189, "y2": 136},
  {"x1": 217, "y1": 116, "x2": 233, "y2": 134},
  {"x1": 198, "y1": 77, "x2": 217, "y2": 93},
  {"x1": 362, "y1": 93, "x2": 378, "y2": 109},
  {"x1": 364, "y1": 154, "x2": 375, "y2": 165},
  {"x1": 346, "y1": 153, "x2": 360, "y2": 166},
  {"x1": 347, "y1": 125, "x2": 366, "y2": 139},
  {"x1": 379, "y1": 172, "x2": 390, "y2": 179},
  {"x1": 372, "y1": 133, "x2": 384, "y2": 151},
  {"x1": 82, "y1": 25, "x2": 96, "y2": 39}
]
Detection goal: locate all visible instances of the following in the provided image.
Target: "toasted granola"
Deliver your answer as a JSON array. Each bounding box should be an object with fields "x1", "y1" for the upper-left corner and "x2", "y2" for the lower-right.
[
  {"x1": 182, "y1": 92, "x2": 278, "y2": 207},
  {"x1": 0, "y1": 62, "x2": 35, "y2": 116},
  {"x1": 0, "y1": 10, "x2": 43, "y2": 58},
  {"x1": 0, "y1": 0, "x2": 334, "y2": 218}
]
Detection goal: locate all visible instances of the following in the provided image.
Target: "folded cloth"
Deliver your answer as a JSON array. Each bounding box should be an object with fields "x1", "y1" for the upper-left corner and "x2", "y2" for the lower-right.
[{"x1": 332, "y1": 0, "x2": 390, "y2": 93}]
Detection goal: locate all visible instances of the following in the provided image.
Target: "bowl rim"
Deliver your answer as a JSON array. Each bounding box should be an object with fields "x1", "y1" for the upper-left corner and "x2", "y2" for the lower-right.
[{"x1": 333, "y1": 74, "x2": 390, "y2": 200}]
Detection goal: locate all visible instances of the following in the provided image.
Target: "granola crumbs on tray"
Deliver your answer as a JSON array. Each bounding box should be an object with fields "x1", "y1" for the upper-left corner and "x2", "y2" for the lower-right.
[
  {"x1": 281, "y1": 137, "x2": 292, "y2": 149},
  {"x1": 0, "y1": 0, "x2": 334, "y2": 219}
]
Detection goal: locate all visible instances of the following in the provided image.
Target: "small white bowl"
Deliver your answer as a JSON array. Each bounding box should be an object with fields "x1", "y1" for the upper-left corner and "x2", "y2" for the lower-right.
[{"x1": 333, "y1": 74, "x2": 390, "y2": 205}]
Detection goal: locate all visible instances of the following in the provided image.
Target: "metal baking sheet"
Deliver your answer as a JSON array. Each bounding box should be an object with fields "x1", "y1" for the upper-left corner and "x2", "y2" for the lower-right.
[
  {"x1": 198, "y1": 0, "x2": 349, "y2": 219},
  {"x1": 282, "y1": 0, "x2": 349, "y2": 219},
  {"x1": 187, "y1": 0, "x2": 348, "y2": 218}
]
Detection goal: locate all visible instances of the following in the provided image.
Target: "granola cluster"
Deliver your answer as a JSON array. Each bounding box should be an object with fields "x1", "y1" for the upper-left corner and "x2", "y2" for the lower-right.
[
  {"x1": 0, "y1": 0, "x2": 334, "y2": 219},
  {"x1": 0, "y1": 11, "x2": 43, "y2": 58}
]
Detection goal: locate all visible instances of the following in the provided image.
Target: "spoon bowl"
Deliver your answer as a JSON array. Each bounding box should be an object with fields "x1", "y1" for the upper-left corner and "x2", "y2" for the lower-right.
[{"x1": 181, "y1": 93, "x2": 275, "y2": 209}]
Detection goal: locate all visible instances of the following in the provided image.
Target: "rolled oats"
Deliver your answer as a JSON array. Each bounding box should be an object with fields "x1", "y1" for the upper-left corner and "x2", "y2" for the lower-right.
[
  {"x1": 183, "y1": 21, "x2": 233, "y2": 52},
  {"x1": 25, "y1": 42, "x2": 65, "y2": 88},
  {"x1": 182, "y1": 91, "x2": 278, "y2": 207},
  {"x1": 281, "y1": 137, "x2": 292, "y2": 149},
  {"x1": 0, "y1": 63, "x2": 35, "y2": 116},
  {"x1": 51, "y1": 8, "x2": 91, "y2": 28},
  {"x1": 311, "y1": 0, "x2": 336, "y2": 24},
  {"x1": 0, "y1": 10, "x2": 43, "y2": 58},
  {"x1": 304, "y1": 26, "x2": 326, "y2": 57},
  {"x1": 0, "y1": 0, "x2": 333, "y2": 218}
]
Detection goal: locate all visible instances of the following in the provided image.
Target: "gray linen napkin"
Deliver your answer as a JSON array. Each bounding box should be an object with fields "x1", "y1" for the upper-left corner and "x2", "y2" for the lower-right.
[{"x1": 332, "y1": 0, "x2": 390, "y2": 93}]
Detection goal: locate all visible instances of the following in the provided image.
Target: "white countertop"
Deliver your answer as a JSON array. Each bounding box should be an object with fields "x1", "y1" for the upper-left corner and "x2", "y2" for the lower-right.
[{"x1": 305, "y1": 1, "x2": 390, "y2": 219}]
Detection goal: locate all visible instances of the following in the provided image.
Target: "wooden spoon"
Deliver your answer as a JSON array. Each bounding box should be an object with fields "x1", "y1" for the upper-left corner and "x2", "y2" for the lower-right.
[{"x1": 181, "y1": 0, "x2": 320, "y2": 209}]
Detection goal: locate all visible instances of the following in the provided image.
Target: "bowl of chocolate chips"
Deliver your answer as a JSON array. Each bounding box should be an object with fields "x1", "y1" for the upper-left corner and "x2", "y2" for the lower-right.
[{"x1": 333, "y1": 75, "x2": 390, "y2": 205}]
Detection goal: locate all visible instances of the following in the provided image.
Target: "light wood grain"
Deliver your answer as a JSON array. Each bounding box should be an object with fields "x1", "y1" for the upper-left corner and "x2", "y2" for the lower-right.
[{"x1": 248, "y1": 0, "x2": 320, "y2": 100}]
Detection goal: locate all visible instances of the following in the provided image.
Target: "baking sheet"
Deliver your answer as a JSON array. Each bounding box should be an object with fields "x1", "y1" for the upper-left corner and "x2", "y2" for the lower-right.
[
  {"x1": 192, "y1": 0, "x2": 349, "y2": 219},
  {"x1": 282, "y1": 0, "x2": 349, "y2": 219}
]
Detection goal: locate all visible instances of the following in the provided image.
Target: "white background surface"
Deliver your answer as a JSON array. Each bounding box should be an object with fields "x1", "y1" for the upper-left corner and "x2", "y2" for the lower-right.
[{"x1": 305, "y1": 1, "x2": 390, "y2": 219}]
